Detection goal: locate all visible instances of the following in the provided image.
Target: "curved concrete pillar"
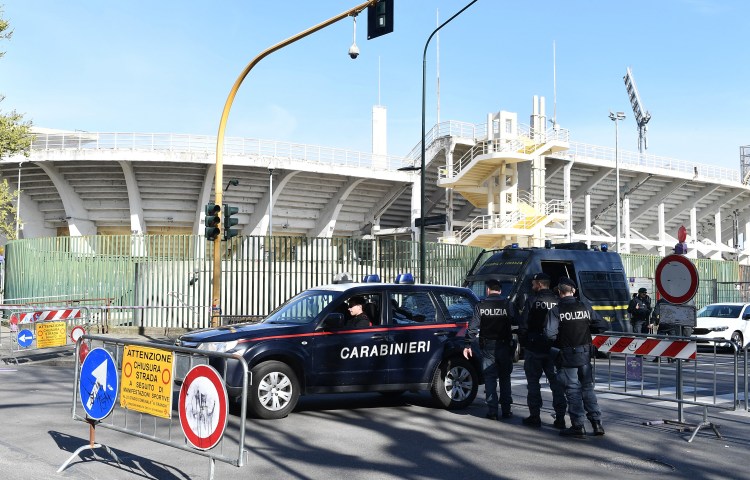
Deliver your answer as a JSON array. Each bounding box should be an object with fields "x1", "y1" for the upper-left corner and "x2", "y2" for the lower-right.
[
  {"x1": 246, "y1": 170, "x2": 299, "y2": 236},
  {"x1": 309, "y1": 178, "x2": 365, "y2": 238},
  {"x1": 36, "y1": 163, "x2": 96, "y2": 237}
]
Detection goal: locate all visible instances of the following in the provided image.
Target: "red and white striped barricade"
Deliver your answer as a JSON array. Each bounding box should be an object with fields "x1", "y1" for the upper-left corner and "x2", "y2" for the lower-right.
[{"x1": 592, "y1": 334, "x2": 696, "y2": 360}]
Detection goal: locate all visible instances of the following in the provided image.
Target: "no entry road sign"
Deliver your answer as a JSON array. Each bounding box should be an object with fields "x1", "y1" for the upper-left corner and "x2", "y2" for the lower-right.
[
  {"x1": 178, "y1": 364, "x2": 228, "y2": 451},
  {"x1": 655, "y1": 254, "x2": 699, "y2": 304}
]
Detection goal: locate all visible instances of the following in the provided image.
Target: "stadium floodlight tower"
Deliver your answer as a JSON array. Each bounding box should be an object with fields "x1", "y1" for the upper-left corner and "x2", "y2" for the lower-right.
[{"x1": 623, "y1": 67, "x2": 651, "y2": 154}]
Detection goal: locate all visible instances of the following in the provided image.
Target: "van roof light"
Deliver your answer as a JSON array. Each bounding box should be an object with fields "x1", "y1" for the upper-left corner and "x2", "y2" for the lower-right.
[
  {"x1": 600, "y1": 243, "x2": 608, "y2": 252},
  {"x1": 363, "y1": 274, "x2": 381, "y2": 283}
]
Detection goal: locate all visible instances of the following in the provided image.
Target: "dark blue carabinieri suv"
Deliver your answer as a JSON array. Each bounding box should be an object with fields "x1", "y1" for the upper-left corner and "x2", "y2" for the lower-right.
[{"x1": 177, "y1": 276, "x2": 480, "y2": 419}]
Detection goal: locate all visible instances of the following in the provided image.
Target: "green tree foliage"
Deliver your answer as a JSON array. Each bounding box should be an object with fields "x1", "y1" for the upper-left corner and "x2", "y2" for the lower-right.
[{"x1": 1, "y1": 7, "x2": 33, "y2": 240}]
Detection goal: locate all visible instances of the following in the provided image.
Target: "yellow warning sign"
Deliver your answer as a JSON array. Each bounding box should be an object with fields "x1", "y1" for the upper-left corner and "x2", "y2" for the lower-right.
[
  {"x1": 36, "y1": 321, "x2": 67, "y2": 348},
  {"x1": 119, "y1": 345, "x2": 174, "y2": 419}
]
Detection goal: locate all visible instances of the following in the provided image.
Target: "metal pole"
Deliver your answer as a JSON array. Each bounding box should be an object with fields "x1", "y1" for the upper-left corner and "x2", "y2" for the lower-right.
[
  {"x1": 211, "y1": 0, "x2": 377, "y2": 326},
  {"x1": 615, "y1": 120, "x2": 620, "y2": 253},
  {"x1": 420, "y1": 0, "x2": 479, "y2": 284},
  {"x1": 268, "y1": 167, "x2": 274, "y2": 311},
  {"x1": 15, "y1": 161, "x2": 22, "y2": 239}
]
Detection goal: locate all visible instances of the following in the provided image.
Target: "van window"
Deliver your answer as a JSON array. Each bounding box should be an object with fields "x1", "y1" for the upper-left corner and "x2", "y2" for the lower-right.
[{"x1": 579, "y1": 271, "x2": 628, "y2": 302}]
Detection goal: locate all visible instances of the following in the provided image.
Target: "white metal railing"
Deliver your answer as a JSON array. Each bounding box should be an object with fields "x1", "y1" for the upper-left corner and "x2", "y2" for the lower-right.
[
  {"x1": 18, "y1": 129, "x2": 739, "y2": 183},
  {"x1": 448, "y1": 211, "x2": 524, "y2": 243},
  {"x1": 564, "y1": 142, "x2": 741, "y2": 183},
  {"x1": 24, "y1": 132, "x2": 406, "y2": 172}
]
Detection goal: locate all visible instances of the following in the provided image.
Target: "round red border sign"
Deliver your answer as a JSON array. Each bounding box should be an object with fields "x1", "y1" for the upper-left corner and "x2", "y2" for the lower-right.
[
  {"x1": 178, "y1": 364, "x2": 229, "y2": 451},
  {"x1": 655, "y1": 254, "x2": 699, "y2": 304}
]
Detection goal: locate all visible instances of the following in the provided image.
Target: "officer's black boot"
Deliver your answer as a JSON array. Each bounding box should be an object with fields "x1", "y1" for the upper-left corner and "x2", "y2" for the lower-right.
[
  {"x1": 559, "y1": 425, "x2": 586, "y2": 439},
  {"x1": 591, "y1": 420, "x2": 605, "y2": 436},
  {"x1": 553, "y1": 415, "x2": 567, "y2": 429},
  {"x1": 522, "y1": 415, "x2": 542, "y2": 428}
]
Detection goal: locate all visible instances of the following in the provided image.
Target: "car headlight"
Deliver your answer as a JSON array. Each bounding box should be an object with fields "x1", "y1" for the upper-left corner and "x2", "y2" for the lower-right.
[
  {"x1": 197, "y1": 340, "x2": 239, "y2": 352},
  {"x1": 709, "y1": 326, "x2": 728, "y2": 332}
]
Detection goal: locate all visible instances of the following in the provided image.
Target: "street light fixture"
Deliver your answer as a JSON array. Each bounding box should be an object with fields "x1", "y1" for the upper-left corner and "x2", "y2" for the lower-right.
[
  {"x1": 415, "y1": 0, "x2": 479, "y2": 284},
  {"x1": 609, "y1": 111, "x2": 626, "y2": 253}
]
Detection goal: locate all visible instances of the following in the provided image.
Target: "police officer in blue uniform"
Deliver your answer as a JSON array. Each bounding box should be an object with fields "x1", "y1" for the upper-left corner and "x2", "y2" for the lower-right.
[
  {"x1": 518, "y1": 272, "x2": 567, "y2": 429},
  {"x1": 463, "y1": 279, "x2": 516, "y2": 420},
  {"x1": 544, "y1": 277, "x2": 608, "y2": 438}
]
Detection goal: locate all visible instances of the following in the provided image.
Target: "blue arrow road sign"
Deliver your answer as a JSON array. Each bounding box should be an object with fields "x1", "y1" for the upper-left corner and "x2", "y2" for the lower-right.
[
  {"x1": 17, "y1": 329, "x2": 34, "y2": 348},
  {"x1": 79, "y1": 347, "x2": 118, "y2": 420}
]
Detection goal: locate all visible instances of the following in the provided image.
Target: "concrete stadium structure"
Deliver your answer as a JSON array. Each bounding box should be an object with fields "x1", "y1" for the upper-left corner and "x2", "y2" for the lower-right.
[{"x1": 2, "y1": 98, "x2": 749, "y2": 264}]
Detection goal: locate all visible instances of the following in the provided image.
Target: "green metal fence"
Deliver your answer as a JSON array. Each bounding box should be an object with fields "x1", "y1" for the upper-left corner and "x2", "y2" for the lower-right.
[
  {"x1": 3, "y1": 236, "x2": 747, "y2": 330},
  {"x1": 2, "y1": 235, "x2": 482, "y2": 329}
]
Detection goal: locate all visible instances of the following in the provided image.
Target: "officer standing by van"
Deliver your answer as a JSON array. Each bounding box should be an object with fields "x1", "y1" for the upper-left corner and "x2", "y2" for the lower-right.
[
  {"x1": 627, "y1": 288, "x2": 652, "y2": 333},
  {"x1": 518, "y1": 273, "x2": 567, "y2": 429},
  {"x1": 464, "y1": 279, "x2": 516, "y2": 420},
  {"x1": 544, "y1": 277, "x2": 608, "y2": 438}
]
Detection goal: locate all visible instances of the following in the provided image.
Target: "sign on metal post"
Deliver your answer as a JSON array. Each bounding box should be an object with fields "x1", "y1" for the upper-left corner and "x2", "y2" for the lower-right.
[
  {"x1": 79, "y1": 347, "x2": 118, "y2": 421},
  {"x1": 655, "y1": 254, "x2": 699, "y2": 304}
]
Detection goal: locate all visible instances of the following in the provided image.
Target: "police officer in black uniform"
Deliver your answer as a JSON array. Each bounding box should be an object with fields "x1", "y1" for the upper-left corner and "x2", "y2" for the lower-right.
[
  {"x1": 518, "y1": 272, "x2": 567, "y2": 429},
  {"x1": 544, "y1": 277, "x2": 608, "y2": 438},
  {"x1": 463, "y1": 279, "x2": 516, "y2": 420}
]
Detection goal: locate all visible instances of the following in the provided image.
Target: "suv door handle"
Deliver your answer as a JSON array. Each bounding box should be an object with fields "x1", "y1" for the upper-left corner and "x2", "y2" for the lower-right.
[
  {"x1": 433, "y1": 330, "x2": 451, "y2": 336},
  {"x1": 371, "y1": 333, "x2": 390, "y2": 341}
]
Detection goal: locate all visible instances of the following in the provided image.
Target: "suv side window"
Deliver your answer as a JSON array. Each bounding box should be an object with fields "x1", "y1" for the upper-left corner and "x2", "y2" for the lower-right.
[
  {"x1": 438, "y1": 292, "x2": 476, "y2": 322},
  {"x1": 389, "y1": 292, "x2": 437, "y2": 324}
]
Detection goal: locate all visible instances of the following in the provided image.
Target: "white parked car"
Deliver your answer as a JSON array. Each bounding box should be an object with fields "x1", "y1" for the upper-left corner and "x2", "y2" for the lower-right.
[{"x1": 693, "y1": 303, "x2": 750, "y2": 349}]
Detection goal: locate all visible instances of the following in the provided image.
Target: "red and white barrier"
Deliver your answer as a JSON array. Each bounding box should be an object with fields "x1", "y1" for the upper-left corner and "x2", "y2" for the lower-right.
[
  {"x1": 592, "y1": 335, "x2": 696, "y2": 360},
  {"x1": 16, "y1": 309, "x2": 83, "y2": 324}
]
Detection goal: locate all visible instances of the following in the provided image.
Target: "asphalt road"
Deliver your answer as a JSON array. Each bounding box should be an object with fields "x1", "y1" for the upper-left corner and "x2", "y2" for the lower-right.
[{"x1": 1, "y1": 348, "x2": 749, "y2": 480}]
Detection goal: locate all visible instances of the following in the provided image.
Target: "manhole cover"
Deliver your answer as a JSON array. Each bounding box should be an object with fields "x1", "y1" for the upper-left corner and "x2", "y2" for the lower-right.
[{"x1": 599, "y1": 457, "x2": 675, "y2": 474}]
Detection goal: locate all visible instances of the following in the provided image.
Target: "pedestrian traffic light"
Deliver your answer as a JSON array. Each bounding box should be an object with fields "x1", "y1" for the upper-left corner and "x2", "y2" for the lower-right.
[
  {"x1": 204, "y1": 203, "x2": 221, "y2": 241},
  {"x1": 367, "y1": 0, "x2": 393, "y2": 40},
  {"x1": 223, "y1": 204, "x2": 239, "y2": 241}
]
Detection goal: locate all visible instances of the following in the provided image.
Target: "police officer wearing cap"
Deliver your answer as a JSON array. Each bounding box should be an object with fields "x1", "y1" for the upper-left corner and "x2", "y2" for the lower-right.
[
  {"x1": 463, "y1": 279, "x2": 516, "y2": 420},
  {"x1": 518, "y1": 272, "x2": 567, "y2": 429},
  {"x1": 627, "y1": 287, "x2": 652, "y2": 334},
  {"x1": 544, "y1": 277, "x2": 608, "y2": 438}
]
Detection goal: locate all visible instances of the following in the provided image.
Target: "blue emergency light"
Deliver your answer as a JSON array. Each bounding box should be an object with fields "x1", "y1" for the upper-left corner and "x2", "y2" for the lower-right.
[
  {"x1": 395, "y1": 273, "x2": 415, "y2": 284},
  {"x1": 363, "y1": 274, "x2": 381, "y2": 283}
]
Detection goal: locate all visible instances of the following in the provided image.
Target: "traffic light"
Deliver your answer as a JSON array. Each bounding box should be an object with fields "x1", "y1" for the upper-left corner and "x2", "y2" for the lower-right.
[
  {"x1": 204, "y1": 203, "x2": 221, "y2": 241},
  {"x1": 222, "y1": 204, "x2": 239, "y2": 241},
  {"x1": 367, "y1": 0, "x2": 393, "y2": 40}
]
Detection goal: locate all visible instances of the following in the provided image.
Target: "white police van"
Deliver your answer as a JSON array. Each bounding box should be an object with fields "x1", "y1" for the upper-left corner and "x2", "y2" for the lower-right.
[{"x1": 177, "y1": 274, "x2": 482, "y2": 419}]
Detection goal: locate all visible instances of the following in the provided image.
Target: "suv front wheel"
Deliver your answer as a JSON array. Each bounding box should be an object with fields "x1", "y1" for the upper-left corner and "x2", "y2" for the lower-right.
[
  {"x1": 249, "y1": 360, "x2": 300, "y2": 419},
  {"x1": 430, "y1": 357, "x2": 478, "y2": 409}
]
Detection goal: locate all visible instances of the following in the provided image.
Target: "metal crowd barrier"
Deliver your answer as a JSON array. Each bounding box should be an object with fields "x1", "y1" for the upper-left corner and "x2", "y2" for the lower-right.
[
  {"x1": 1, "y1": 306, "x2": 94, "y2": 363},
  {"x1": 592, "y1": 332, "x2": 746, "y2": 442},
  {"x1": 62, "y1": 334, "x2": 249, "y2": 479}
]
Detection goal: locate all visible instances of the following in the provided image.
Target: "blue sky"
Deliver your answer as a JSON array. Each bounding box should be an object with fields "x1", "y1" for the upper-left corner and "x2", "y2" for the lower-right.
[{"x1": 1, "y1": 1, "x2": 748, "y2": 171}]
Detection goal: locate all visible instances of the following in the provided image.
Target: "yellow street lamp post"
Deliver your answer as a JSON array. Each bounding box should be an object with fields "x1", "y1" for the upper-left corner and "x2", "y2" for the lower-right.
[{"x1": 211, "y1": 0, "x2": 378, "y2": 327}]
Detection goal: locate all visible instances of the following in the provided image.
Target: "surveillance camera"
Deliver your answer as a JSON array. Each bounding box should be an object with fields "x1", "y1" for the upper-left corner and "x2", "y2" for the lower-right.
[{"x1": 348, "y1": 43, "x2": 360, "y2": 59}]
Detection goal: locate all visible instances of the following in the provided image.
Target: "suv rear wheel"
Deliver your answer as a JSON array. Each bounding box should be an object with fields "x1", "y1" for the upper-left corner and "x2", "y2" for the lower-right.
[
  {"x1": 249, "y1": 361, "x2": 300, "y2": 419},
  {"x1": 430, "y1": 357, "x2": 478, "y2": 409}
]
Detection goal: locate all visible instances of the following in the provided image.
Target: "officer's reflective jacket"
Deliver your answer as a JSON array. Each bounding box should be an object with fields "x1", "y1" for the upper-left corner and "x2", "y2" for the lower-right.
[
  {"x1": 465, "y1": 293, "x2": 516, "y2": 346},
  {"x1": 519, "y1": 288, "x2": 558, "y2": 353}
]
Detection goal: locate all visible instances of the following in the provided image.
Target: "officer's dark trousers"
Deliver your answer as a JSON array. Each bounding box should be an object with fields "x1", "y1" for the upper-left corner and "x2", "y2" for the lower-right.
[
  {"x1": 556, "y1": 361, "x2": 601, "y2": 428},
  {"x1": 480, "y1": 339, "x2": 513, "y2": 415},
  {"x1": 524, "y1": 349, "x2": 566, "y2": 418}
]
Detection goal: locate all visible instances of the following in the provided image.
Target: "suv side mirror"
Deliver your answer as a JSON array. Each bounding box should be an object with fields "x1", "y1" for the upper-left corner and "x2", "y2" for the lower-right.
[
  {"x1": 319, "y1": 313, "x2": 345, "y2": 331},
  {"x1": 743, "y1": 313, "x2": 750, "y2": 321}
]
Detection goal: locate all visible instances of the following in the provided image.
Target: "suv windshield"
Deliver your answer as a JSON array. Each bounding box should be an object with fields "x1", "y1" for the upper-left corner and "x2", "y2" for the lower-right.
[{"x1": 264, "y1": 290, "x2": 338, "y2": 325}]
